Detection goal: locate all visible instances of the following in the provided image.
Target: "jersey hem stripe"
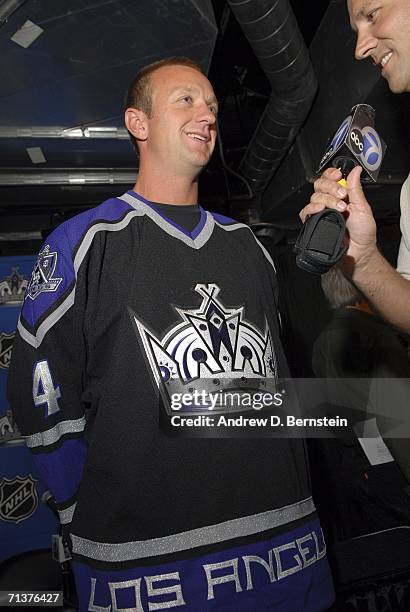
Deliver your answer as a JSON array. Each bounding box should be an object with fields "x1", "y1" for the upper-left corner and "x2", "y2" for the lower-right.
[
  {"x1": 26, "y1": 416, "x2": 86, "y2": 448},
  {"x1": 70, "y1": 497, "x2": 315, "y2": 562}
]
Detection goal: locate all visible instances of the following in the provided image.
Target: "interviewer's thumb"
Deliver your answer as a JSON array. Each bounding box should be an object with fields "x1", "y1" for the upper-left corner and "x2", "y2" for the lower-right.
[{"x1": 346, "y1": 166, "x2": 365, "y2": 202}]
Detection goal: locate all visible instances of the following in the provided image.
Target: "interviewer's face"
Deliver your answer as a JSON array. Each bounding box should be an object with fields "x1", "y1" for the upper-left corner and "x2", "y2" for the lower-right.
[{"x1": 348, "y1": 0, "x2": 410, "y2": 93}]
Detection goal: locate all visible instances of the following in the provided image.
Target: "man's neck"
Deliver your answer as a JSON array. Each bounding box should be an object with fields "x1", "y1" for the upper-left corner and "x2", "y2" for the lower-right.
[{"x1": 133, "y1": 166, "x2": 199, "y2": 205}]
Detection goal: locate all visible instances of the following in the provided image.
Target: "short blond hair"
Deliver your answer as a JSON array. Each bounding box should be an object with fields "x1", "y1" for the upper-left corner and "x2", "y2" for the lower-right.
[{"x1": 125, "y1": 57, "x2": 203, "y2": 148}]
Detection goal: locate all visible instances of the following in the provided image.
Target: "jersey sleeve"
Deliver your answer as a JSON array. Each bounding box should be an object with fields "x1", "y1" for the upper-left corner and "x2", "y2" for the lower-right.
[{"x1": 7, "y1": 223, "x2": 89, "y2": 531}]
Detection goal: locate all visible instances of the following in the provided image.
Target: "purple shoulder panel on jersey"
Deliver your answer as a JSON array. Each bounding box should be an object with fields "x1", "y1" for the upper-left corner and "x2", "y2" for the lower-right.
[
  {"x1": 21, "y1": 198, "x2": 132, "y2": 329},
  {"x1": 210, "y1": 211, "x2": 238, "y2": 225}
]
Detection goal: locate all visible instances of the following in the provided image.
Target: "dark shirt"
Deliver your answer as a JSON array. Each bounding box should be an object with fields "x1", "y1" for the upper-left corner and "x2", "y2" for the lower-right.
[
  {"x1": 150, "y1": 202, "x2": 200, "y2": 233},
  {"x1": 311, "y1": 307, "x2": 410, "y2": 538}
]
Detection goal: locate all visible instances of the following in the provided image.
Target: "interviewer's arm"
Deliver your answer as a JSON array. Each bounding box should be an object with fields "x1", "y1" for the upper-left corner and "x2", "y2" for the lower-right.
[{"x1": 300, "y1": 166, "x2": 410, "y2": 333}]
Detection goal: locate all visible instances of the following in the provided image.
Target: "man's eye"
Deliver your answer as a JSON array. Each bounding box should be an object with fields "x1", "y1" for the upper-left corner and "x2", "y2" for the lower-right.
[
  {"x1": 367, "y1": 9, "x2": 378, "y2": 22},
  {"x1": 181, "y1": 95, "x2": 193, "y2": 103},
  {"x1": 209, "y1": 105, "x2": 218, "y2": 115}
]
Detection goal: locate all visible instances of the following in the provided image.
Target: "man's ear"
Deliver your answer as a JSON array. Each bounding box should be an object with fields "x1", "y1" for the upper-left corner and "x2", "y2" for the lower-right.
[{"x1": 124, "y1": 108, "x2": 149, "y2": 142}]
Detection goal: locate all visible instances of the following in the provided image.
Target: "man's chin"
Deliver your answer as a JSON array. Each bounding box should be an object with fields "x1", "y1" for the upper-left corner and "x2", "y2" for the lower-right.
[
  {"x1": 385, "y1": 73, "x2": 410, "y2": 94},
  {"x1": 188, "y1": 152, "x2": 213, "y2": 168}
]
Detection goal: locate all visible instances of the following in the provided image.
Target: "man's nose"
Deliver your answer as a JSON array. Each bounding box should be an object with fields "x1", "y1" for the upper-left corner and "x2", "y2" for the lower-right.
[
  {"x1": 197, "y1": 102, "x2": 216, "y2": 125},
  {"x1": 354, "y1": 28, "x2": 378, "y2": 60}
]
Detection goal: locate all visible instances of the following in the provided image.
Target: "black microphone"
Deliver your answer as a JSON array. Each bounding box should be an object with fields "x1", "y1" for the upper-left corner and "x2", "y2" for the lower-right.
[{"x1": 294, "y1": 104, "x2": 387, "y2": 275}]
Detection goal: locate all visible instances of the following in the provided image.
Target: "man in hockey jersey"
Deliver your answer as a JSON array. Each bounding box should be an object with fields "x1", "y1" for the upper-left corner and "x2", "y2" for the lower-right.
[{"x1": 8, "y1": 58, "x2": 334, "y2": 611}]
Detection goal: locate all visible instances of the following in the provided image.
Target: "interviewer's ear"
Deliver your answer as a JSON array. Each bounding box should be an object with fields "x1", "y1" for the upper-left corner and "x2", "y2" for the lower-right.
[{"x1": 124, "y1": 108, "x2": 149, "y2": 142}]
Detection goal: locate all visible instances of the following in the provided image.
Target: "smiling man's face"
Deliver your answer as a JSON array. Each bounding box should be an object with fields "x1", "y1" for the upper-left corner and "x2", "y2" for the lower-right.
[
  {"x1": 348, "y1": 0, "x2": 410, "y2": 93},
  {"x1": 145, "y1": 64, "x2": 218, "y2": 178}
]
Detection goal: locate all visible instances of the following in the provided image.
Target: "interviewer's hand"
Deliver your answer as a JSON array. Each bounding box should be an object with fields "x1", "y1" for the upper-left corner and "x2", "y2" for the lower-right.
[{"x1": 300, "y1": 166, "x2": 378, "y2": 270}]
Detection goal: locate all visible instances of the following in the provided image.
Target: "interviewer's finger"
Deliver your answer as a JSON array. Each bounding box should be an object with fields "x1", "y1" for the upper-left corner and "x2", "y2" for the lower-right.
[
  {"x1": 322, "y1": 167, "x2": 342, "y2": 180},
  {"x1": 310, "y1": 192, "x2": 347, "y2": 211},
  {"x1": 299, "y1": 202, "x2": 325, "y2": 222},
  {"x1": 300, "y1": 194, "x2": 348, "y2": 223},
  {"x1": 314, "y1": 175, "x2": 348, "y2": 199}
]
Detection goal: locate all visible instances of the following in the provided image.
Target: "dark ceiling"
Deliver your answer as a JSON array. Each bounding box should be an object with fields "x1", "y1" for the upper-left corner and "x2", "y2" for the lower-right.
[{"x1": 0, "y1": 0, "x2": 409, "y2": 253}]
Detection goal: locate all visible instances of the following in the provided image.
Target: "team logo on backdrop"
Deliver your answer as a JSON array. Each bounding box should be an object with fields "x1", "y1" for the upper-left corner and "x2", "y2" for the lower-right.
[
  {"x1": 0, "y1": 267, "x2": 28, "y2": 304},
  {"x1": 0, "y1": 410, "x2": 21, "y2": 443},
  {"x1": 0, "y1": 331, "x2": 14, "y2": 370},
  {"x1": 0, "y1": 475, "x2": 38, "y2": 524},
  {"x1": 26, "y1": 244, "x2": 62, "y2": 301},
  {"x1": 133, "y1": 283, "x2": 278, "y2": 414}
]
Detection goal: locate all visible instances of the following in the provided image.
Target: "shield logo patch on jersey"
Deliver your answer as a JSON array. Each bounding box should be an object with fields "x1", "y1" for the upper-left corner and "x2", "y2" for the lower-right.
[
  {"x1": 0, "y1": 475, "x2": 38, "y2": 524},
  {"x1": 0, "y1": 331, "x2": 14, "y2": 369},
  {"x1": 26, "y1": 244, "x2": 62, "y2": 301}
]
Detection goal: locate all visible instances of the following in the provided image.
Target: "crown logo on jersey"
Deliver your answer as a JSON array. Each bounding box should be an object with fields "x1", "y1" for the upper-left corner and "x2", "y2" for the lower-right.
[
  {"x1": 0, "y1": 267, "x2": 28, "y2": 304},
  {"x1": 26, "y1": 244, "x2": 62, "y2": 301},
  {"x1": 134, "y1": 283, "x2": 278, "y2": 415}
]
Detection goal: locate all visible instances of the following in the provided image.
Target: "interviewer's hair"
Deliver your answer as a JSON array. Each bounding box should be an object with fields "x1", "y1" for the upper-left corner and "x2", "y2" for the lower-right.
[
  {"x1": 125, "y1": 57, "x2": 203, "y2": 149},
  {"x1": 321, "y1": 266, "x2": 366, "y2": 309}
]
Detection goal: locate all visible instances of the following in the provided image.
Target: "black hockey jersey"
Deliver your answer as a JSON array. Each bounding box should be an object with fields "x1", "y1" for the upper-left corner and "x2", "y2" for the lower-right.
[{"x1": 8, "y1": 191, "x2": 334, "y2": 611}]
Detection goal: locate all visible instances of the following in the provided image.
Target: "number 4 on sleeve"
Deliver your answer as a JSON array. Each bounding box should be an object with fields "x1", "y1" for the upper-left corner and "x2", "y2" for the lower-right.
[{"x1": 32, "y1": 360, "x2": 61, "y2": 418}]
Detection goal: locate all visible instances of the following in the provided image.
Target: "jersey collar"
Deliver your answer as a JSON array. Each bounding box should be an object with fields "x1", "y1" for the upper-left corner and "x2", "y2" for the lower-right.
[{"x1": 118, "y1": 191, "x2": 215, "y2": 250}]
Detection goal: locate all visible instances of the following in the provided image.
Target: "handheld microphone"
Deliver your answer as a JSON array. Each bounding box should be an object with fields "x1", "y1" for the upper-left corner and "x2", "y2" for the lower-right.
[
  {"x1": 294, "y1": 104, "x2": 386, "y2": 275},
  {"x1": 318, "y1": 103, "x2": 386, "y2": 184}
]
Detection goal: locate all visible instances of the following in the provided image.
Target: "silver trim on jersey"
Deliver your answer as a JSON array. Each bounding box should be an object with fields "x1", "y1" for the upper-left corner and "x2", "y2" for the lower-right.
[
  {"x1": 70, "y1": 496, "x2": 315, "y2": 562},
  {"x1": 213, "y1": 219, "x2": 277, "y2": 273},
  {"x1": 17, "y1": 288, "x2": 75, "y2": 349},
  {"x1": 252, "y1": 235, "x2": 277, "y2": 273},
  {"x1": 118, "y1": 193, "x2": 215, "y2": 250},
  {"x1": 19, "y1": 210, "x2": 145, "y2": 348},
  {"x1": 58, "y1": 502, "x2": 77, "y2": 525},
  {"x1": 26, "y1": 416, "x2": 86, "y2": 448},
  {"x1": 19, "y1": 199, "x2": 272, "y2": 349}
]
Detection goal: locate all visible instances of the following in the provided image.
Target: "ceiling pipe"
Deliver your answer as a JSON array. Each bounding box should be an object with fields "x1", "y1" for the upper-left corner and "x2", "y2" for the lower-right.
[
  {"x1": 226, "y1": 0, "x2": 318, "y2": 195},
  {"x1": 0, "y1": 0, "x2": 28, "y2": 26}
]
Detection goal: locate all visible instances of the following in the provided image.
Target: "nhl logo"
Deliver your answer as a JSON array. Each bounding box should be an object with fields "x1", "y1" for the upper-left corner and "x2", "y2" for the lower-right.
[
  {"x1": 0, "y1": 475, "x2": 38, "y2": 524},
  {"x1": 0, "y1": 331, "x2": 14, "y2": 370},
  {"x1": 0, "y1": 267, "x2": 28, "y2": 305},
  {"x1": 26, "y1": 244, "x2": 62, "y2": 301}
]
